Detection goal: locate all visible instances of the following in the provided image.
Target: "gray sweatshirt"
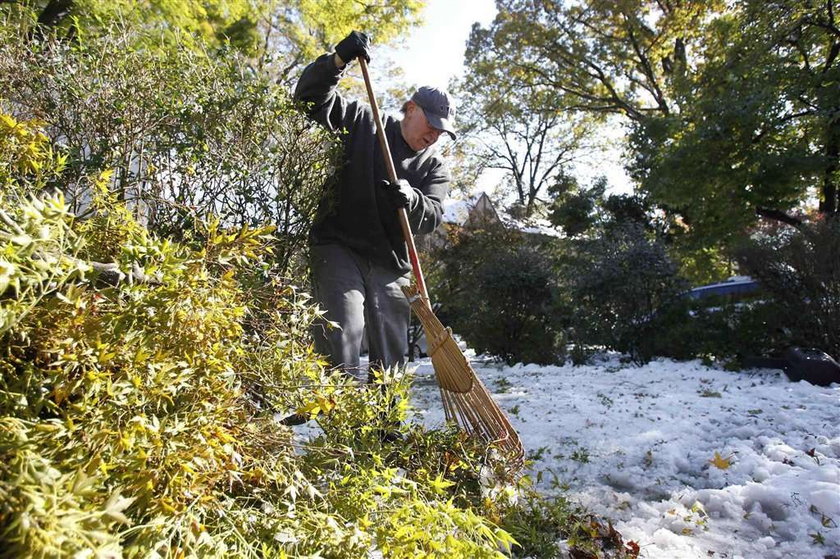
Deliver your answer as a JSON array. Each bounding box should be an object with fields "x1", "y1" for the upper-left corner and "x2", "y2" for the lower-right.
[{"x1": 294, "y1": 53, "x2": 450, "y2": 273}]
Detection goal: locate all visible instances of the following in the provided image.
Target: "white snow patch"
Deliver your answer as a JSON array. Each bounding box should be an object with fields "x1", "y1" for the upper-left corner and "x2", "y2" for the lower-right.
[{"x1": 408, "y1": 352, "x2": 840, "y2": 558}]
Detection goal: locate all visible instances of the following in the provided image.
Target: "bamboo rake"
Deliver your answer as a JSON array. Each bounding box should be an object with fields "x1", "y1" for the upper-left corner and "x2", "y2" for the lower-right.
[{"x1": 358, "y1": 58, "x2": 524, "y2": 472}]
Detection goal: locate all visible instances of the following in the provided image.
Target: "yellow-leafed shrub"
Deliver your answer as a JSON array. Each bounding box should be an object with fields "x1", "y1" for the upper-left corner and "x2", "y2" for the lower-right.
[{"x1": 0, "y1": 114, "x2": 516, "y2": 558}]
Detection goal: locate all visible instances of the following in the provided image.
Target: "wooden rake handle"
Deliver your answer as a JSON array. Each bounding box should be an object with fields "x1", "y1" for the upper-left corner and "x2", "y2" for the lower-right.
[{"x1": 358, "y1": 57, "x2": 430, "y2": 302}]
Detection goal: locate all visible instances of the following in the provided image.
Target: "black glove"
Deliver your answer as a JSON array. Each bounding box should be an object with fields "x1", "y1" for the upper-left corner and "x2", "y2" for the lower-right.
[
  {"x1": 380, "y1": 179, "x2": 417, "y2": 209},
  {"x1": 335, "y1": 30, "x2": 370, "y2": 64}
]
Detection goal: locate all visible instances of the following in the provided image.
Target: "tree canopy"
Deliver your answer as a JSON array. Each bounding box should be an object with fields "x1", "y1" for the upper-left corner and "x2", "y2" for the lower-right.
[
  {"x1": 459, "y1": 23, "x2": 591, "y2": 215},
  {"x1": 464, "y1": 0, "x2": 839, "y2": 263},
  {"x1": 8, "y1": 0, "x2": 424, "y2": 82},
  {"x1": 632, "y1": 0, "x2": 840, "y2": 246}
]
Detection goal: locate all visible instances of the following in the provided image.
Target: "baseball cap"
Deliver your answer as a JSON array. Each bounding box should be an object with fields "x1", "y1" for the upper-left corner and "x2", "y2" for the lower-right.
[{"x1": 411, "y1": 86, "x2": 457, "y2": 140}]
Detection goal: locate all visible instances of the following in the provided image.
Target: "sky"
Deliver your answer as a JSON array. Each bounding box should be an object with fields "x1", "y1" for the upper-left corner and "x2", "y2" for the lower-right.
[
  {"x1": 384, "y1": 0, "x2": 498, "y2": 88},
  {"x1": 291, "y1": 351, "x2": 840, "y2": 557},
  {"x1": 376, "y1": 0, "x2": 633, "y2": 197}
]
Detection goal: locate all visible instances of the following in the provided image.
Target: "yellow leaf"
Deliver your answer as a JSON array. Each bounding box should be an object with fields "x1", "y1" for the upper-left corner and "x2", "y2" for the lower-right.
[
  {"x1": 295, "y1": 401, "x2": 322, "y2": 418},
  {"x1": 159, "y1": 498, "x2": 179, "y2": 514},
  {"x1": 429, "y1": 474, "x2": 454, "y2": 494},
  {"x1": 710, "y1": 451, "x2": 733, "y2": 469},
  {"x1": 316, "y1": 396, "x2": 335, "y2": 414},
  {"x1": 97, "y1": 169, "x2": 115, "y2": 185},
  {"x1": 53, "y1": 384, "x2": 69, "y2": 405},
  {"x1": 373, "y1": 485, "x2": 392, "y2": 497},
  {"x1": 0, "y1": 113, "x2": 17, "y2": 129}
]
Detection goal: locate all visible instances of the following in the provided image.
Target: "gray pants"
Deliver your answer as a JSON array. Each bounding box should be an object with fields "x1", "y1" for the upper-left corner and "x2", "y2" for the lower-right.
[{"x1": 310, "y1": 243, "x2": 410, "y2": 382}]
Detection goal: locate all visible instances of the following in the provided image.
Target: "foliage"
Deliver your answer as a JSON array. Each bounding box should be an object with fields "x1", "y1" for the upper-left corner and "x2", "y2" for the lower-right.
[
  {"x1": 458, "y1": 25, "x2": 591, "y2": 216},
  {"x1": 0, "y1": 118, "x2": 523, "y2": 557},
  {"x1": 9, "y1": 0, "x2": 271, "y2": 54},
  {"x1": 6, "y1": 0, "x2": 425, "y2": 84},
  {"x1": 461, "y1": 0, "x2": 838, "y2": 279},
  {"x1": 630, "y1": 0, "x2": 840, "y2": 248},
  {"x1": 0, "y1": 113, "x2": 78, "y2": 330},
  {"x1": 547, "y1": 174, "x2": 607, "y2": 238},
  {"x1": 1, "y1": 179, "x2": 314, "y2": 556},
  {"x1": 562, "y1": 223, "x2": 688, "y2": 360},
  {"x1": 434, "y1": 225, "x2": 566, "y2": 365},
  {"x1": 734, "y1": 217, "x2": 840, "y2": 358},
  {"x1": 461, "y1": 0, "x2": 713, "y2": 232},
  {"x1": 463, "y1": 0, "x2": 739, "y2": 276},
  {"x1": 471, "y1": 0, "x2": 717, "y2": 122},
  {"x1": 0, "y1": 111, "x2": 66, "y2": 192},
  {"x1": 0, "y1": 24, "x2": 339, "y2": 276},
  {"x1": 497, "y1": 483, "x2": 640, "y2": 559},
  {"x1": 546, "y1": 175, "x2": 670, "y2": 238},
  {"x1": 278, "y1": 0, "x2": 423, "y2": 72},
  {"x1": 632, "y1": 296, "x2": 783, "y2": 364}
]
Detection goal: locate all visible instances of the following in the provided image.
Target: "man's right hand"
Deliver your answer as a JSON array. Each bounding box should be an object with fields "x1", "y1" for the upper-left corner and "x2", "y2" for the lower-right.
[{"x1": 334, "y1": 31, "x2": 370, "y2": 66}]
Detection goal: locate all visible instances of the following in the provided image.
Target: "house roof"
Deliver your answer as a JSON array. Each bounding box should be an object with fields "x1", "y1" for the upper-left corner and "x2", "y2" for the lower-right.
[
  {"x1": 501, "y1": 214, "x2": 563, "y2": 238},
  {"x1": 441, "y1": 193, "x2": 492, "y2": 225},
  {"x1": 441, "y1": 192, "x2": 562, "y2": 238}
]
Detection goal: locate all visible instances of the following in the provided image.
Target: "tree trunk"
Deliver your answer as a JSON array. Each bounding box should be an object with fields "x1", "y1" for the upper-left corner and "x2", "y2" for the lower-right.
[{"x1": 820, "y1": 115, "x2": 839, "y2": 216}]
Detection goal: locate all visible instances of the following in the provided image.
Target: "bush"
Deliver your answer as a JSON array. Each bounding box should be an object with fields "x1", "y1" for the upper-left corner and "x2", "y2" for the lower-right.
[
  {"x1": 495, "y1": 481, "x2": 640, "y2": 559},
  {"x1": 434, "y1": 226, "x2": 566, "y2": 365},
  {"x1": 0, "y1": 112, "x2": 524, "y2": 558},
  {"x1": 563, "y1": 223, "x2": 688, "y2": 360},
  {"x1": 0, "y1": 180, "x2": 321, "y2": 556},
  {"x1": 734, "y1": 217, "x2": 840, "y2": 358},
  {"x1": 0, "y1": 200, "x2": 516, "y2": 556},
  {"x1": 0, "y1": 24, "x2": 339, "y2": 277},
  {"x1": 634, "y1": 296, "x2": 784, "y2": 363}
]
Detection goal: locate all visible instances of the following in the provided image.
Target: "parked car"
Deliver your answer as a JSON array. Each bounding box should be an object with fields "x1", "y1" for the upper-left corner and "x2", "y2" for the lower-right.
[
  {"x1": 685, "y1": 278, "x2": 839, "y2": 385},
  {"x1": 685, "y1": 275, "x2": 761, "y2": 300}
]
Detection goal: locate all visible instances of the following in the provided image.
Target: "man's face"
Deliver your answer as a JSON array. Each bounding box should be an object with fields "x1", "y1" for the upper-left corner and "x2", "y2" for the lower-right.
[{"x1": 400, "y1": 101, "x2": 443, "y2": 151}]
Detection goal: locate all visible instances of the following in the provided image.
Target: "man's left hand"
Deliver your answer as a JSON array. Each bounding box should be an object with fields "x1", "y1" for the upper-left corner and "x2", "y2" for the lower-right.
[{"x1": 380, "y1": 179, "x2": 417, "y2": 209}]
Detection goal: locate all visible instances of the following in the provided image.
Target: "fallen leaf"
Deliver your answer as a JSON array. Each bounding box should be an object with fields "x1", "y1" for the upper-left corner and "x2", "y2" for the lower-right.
[{"x1": 710, "y1": 451, "x2": 732, "y2": 470}]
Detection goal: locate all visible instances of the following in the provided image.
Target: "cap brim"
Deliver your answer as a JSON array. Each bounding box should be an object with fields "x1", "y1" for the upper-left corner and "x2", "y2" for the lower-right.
[{"x1": 426, "y1": 113, "x2": 457, "y2": 141}]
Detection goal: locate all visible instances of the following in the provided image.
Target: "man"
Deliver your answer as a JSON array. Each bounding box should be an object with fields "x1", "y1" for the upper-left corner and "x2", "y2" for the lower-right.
[{"x1": 293, "y1": 31, "x2": 456, "y2": 383}]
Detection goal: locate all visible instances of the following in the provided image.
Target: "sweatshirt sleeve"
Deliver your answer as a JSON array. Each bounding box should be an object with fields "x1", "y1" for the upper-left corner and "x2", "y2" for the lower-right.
[
  {"x1": 293, "y1": 53, "x2": 355, "y2": 132},
  {"x1": 407, "y1": 159, "x2": 449, "y2": 235}
]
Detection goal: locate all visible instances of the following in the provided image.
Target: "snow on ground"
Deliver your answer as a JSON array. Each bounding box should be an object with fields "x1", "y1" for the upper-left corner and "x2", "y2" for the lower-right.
[{"x1": 409, "y1": 352, "x2": 840, "y2": 559}]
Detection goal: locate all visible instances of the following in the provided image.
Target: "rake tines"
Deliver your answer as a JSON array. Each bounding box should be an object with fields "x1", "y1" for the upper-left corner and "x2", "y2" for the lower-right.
[{"x1": 404, "y1": 285, "x2": 524, "y2": 473}]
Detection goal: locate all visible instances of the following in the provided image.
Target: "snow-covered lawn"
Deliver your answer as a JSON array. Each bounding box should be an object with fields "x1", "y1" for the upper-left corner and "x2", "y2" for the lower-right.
[{"x1": 410, "y1": 353, "x2": 840, "y2": 559}]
